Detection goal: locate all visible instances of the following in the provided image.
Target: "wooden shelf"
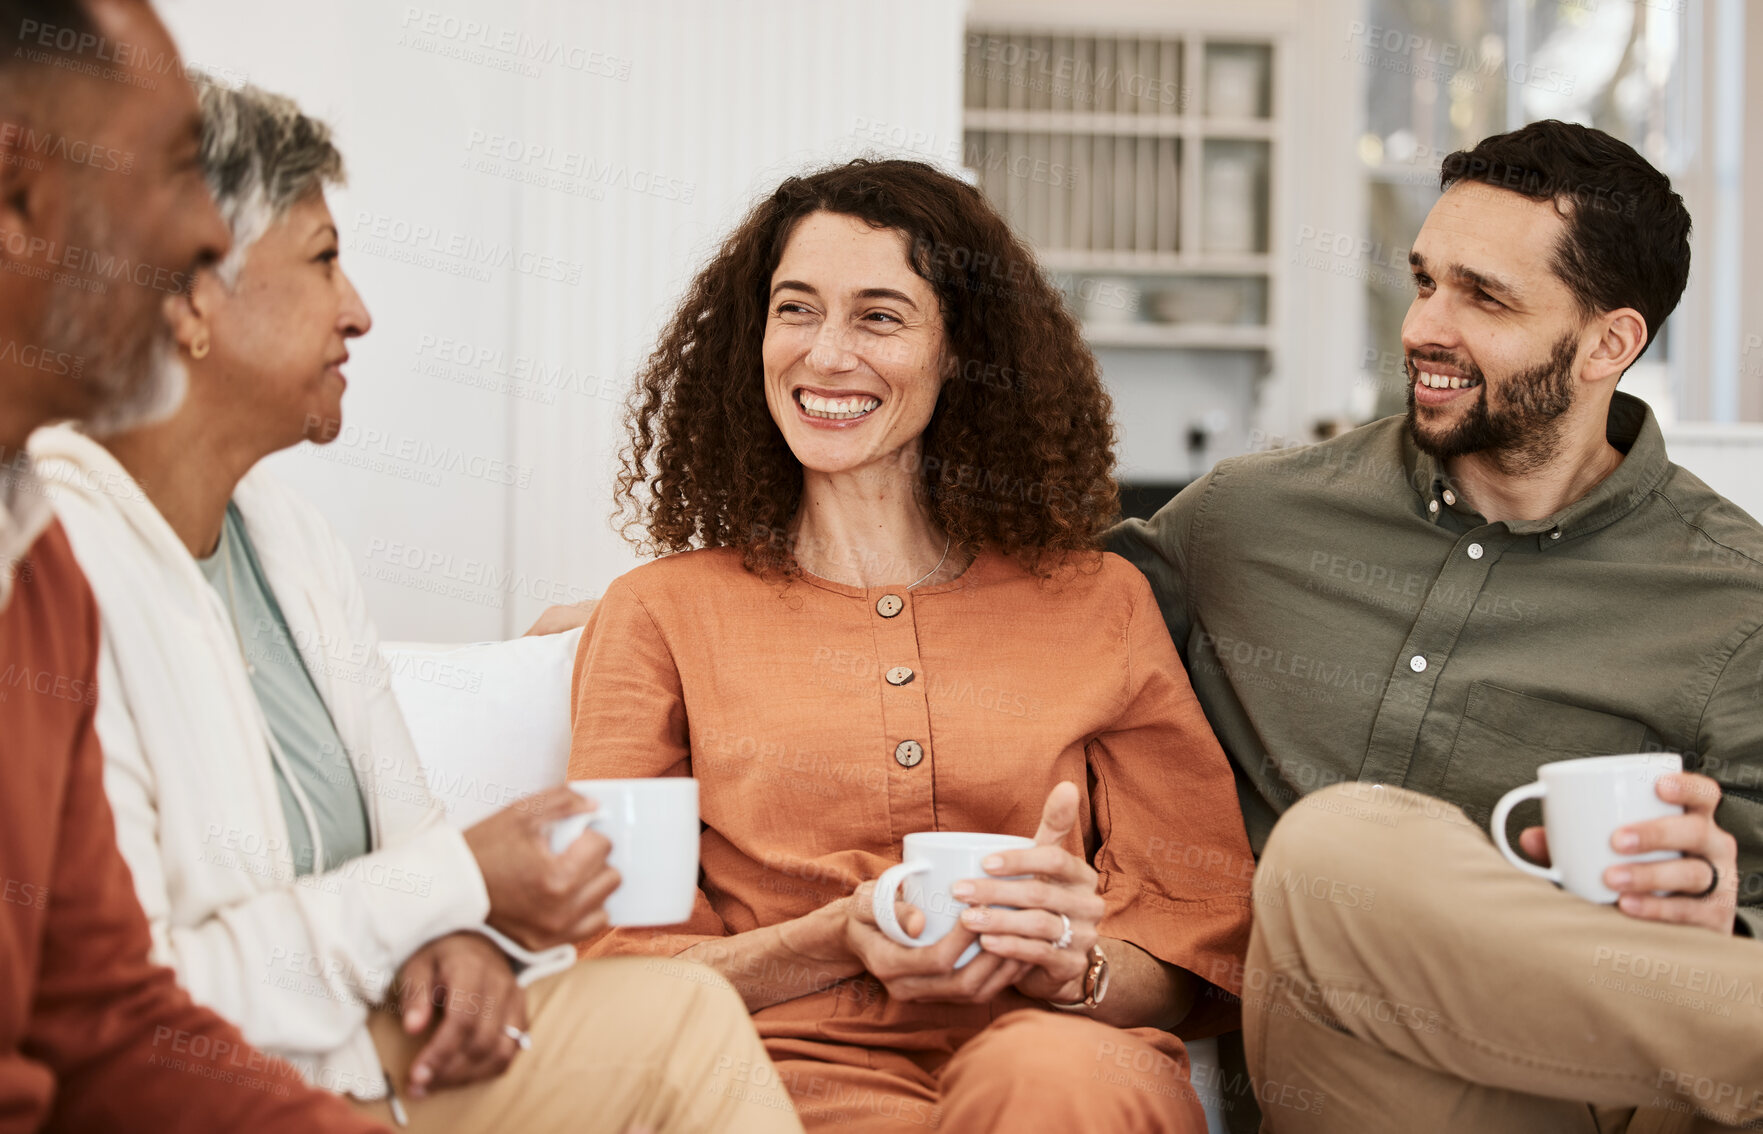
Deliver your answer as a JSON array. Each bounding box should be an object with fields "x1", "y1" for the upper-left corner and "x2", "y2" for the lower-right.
[
  {"x1": 1198, "y1": 117, "x2": 1276, "y2": 140},
  {"x1": 1081, "y1": 323, "x2": 1271, "y2": 349},
  {"x1": 964, "y1": 110, "x2": 1178, "y2": 136},
  {"x1": 964, "y1": 109, "x2": 1273, "y2": 138},
  {"x1": 1039, "y1": 250, "x2": 1269, "y2": 274},
  {"x1": 966, "y1": 24, "x2": 1280, "y2": 363}
]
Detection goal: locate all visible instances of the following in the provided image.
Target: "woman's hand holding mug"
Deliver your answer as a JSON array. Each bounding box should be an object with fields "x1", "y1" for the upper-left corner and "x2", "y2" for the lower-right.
[
  {"x1": 950, "y1": 781, "x2": 1106, "y2": 1004},
  {"x1": 844, "y1": 781, "x2": 1102, "y2": 1005},
  {"x1": 842, "y1": 880, "x2": 1029, "y2": 1004}
]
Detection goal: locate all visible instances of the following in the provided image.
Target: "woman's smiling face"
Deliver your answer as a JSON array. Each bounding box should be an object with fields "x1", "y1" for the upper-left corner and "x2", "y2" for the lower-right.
[{"x1": 762, "y1": 210, "x2": 947, "y2": 477}]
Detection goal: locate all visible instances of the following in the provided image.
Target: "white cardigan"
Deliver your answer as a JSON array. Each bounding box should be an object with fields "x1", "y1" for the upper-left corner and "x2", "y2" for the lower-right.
[{"x1": 30, "y1": 426, "x2": 570, "y2": 1099}]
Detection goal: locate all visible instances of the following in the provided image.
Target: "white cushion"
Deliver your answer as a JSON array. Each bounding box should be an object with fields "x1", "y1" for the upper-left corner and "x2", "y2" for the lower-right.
[{"x1": 380, "y1": 628, "x2": 582, "y2": 828}]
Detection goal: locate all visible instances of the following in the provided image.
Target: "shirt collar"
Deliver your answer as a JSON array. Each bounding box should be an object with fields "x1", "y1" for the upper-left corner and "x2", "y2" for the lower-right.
[
  {"x1": 1403, "y1": 391, "x2": 1670, "y2": 545},
  {"x1": 0, "y1": 448, "x2": 53, "y2": 612}
]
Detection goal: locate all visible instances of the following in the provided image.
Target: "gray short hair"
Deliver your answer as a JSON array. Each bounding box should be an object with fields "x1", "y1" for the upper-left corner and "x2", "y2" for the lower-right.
[{"x1": 190, "y1": 72, "x2": 345, "y2": 287}]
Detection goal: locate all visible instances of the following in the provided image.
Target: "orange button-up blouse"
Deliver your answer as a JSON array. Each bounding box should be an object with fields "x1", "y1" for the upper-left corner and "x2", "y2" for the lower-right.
[{"x1": 567, "y1": 547, "x2": 1254, "y2": 1052}]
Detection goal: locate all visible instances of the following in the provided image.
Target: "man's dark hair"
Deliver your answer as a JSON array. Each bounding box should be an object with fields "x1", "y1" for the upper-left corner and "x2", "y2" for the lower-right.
[
  {"x1": 0, "y1": 0, "x2": 97, "y2": 71},
  {"x1": 0, "y1": 0, "x2": 97, "y2": 111},
  {"x1": 1440, "y1": 119, "x2": 1690, "y2": 361}
]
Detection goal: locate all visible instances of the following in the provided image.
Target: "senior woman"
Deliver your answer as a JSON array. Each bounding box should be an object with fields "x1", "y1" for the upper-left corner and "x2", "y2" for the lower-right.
[
  {"x1": 568, "y1": 158, "x2": 1255, "y2": 1133},
  {"x1": 28, "y1": 76, "x2": 800, "y2": 1134}
]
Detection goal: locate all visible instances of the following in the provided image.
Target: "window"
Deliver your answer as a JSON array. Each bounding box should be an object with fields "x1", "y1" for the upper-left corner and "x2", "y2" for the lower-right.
[{"x1": 1356, "y1": 0, "x2": 1688, "y2": 420}]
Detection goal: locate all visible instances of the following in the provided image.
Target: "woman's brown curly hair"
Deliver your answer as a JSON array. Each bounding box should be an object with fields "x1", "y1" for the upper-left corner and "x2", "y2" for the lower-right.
[{"x1": 615, "y1": 157, "x2": 1119, "y2": 577}]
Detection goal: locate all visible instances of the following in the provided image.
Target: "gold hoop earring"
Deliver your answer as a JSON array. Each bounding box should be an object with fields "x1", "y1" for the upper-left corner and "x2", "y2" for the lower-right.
[{"x1": 190, "y1": 333, "x2": 210, "y2": 361}]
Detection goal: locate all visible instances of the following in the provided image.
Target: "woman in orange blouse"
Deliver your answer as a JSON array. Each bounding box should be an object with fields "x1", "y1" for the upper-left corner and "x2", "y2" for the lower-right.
[{"x1": 568, "y1": 159, "x2": 1253, "y2": 1134}]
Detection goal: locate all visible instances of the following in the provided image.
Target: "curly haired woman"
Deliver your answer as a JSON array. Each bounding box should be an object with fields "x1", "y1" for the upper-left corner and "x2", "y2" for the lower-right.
[{"x1": 567, "y1": 159, "x2": 1253, "y2": 1134}]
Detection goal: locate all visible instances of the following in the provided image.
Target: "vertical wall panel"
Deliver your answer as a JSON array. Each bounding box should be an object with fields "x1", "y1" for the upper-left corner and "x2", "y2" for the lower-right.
[{"x1": 505, "y1": 0, "x2": 969, "y2": 634}]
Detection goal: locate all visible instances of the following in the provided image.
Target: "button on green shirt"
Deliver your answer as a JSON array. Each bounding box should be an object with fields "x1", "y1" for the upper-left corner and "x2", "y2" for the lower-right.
[{"x1": 1110, "y1": 393, "x2": 1763, "y2": 936}]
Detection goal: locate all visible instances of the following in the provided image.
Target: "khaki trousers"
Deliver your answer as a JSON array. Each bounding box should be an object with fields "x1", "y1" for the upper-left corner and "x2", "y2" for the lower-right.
[
  {"x1": 350, "y1": 956, "x2": 803, "y2": 1133},
  {"x1": 1243, "y1": 783, "x2": 1763, "y2": 1134}
]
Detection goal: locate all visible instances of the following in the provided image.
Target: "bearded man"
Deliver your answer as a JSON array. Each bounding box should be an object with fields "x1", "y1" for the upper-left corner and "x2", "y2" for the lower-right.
[
  {"x1": 0, "y1": 1, "x2": 386, "y2": 1129},
  {"x1": 1112, "y1": 119, "x2": 1763, "y2": 1133}
]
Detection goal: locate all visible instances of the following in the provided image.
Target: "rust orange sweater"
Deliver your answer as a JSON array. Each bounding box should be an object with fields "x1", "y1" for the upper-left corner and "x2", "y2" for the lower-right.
[{"x1": 0, "y1": 521, "x2": 385, "y2": 1134}]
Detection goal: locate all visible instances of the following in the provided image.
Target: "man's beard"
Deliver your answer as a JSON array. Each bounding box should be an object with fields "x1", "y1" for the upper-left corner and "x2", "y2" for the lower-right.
[
  {"x1": 39, "y1": 191, "x2": 188, "y2": 438},
  {"x1": 1405, "y1": 332, "x2": 1579, "y2": 474}
]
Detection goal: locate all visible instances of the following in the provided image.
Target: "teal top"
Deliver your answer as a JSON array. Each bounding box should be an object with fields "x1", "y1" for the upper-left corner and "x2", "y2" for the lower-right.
[{"x1": 198, "y1": 502, "x2": 371, "y2": 876}]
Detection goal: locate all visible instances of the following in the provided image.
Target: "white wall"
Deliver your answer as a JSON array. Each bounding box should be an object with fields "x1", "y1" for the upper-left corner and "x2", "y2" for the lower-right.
[{"x1": 158, "y1": 0, "x2": 968, "y2": 640}]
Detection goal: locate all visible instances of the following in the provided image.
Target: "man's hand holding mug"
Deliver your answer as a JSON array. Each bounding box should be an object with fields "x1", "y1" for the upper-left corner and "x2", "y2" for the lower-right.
[{"x1": 1494, "y1": 754, "x2": 1740, "y2": 935}]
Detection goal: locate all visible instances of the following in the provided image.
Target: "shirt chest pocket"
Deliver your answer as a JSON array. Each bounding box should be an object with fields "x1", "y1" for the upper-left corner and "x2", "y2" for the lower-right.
[{"x1": 1440, "y1": 681, "x2": 1661, "y2": 830}]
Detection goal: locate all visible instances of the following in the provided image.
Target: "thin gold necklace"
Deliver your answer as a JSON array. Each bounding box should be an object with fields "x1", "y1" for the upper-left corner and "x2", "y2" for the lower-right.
[{"x1": 907, "y1": 535, "x2": 951, "y2": 590}]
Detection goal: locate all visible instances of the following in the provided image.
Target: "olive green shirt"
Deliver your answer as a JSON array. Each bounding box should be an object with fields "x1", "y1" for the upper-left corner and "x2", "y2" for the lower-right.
[{"x1": 1110, "y1": 392, "x2": 1763, "y2": 937}]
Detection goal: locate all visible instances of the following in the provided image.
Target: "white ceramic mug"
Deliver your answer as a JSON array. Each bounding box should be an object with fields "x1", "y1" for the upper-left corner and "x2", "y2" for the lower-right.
[
  {"x1": 1489, "y1": 753, "x2": 1684, "y2": 903},
  {"x1": 871, "y1": 832, "x2": 1033, "y2": 968},
  {"x1": 549, "y1": 778, "x2": 700, "y2": 927}
]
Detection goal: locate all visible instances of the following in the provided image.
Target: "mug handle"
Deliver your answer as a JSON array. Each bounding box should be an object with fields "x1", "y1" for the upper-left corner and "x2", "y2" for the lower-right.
[
  {"x1": 871, "y1": 860, "x2": 934, "y2": 947},
  {"x1": 1489, "y1": 782, "x2": 1561, "y2": 885},
  {"x1": 549, "y1": 810, "x2": 606, "y2": 855}
]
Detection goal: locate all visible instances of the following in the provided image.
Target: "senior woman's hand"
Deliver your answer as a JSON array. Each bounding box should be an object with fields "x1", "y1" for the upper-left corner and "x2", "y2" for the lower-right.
[
  {"x1": 841, "y1": 883, "x2": 1031, "y2": 1004},
  {"x1": 395, "y1": 931, "x2": 526, "y2": 1098},
  {"x1": 951, "y1": 782, "x2": 1106, "y2": 1004}
]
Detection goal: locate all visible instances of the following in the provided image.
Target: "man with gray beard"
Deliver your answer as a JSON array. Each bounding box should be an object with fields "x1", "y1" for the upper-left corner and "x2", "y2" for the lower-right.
[
  {"x1": 0, "y1": 6, "x2": 211, "y2": 457},
  {"x1": 36, "y1": 196, "x2": 191, "y2": 434},
  {"x1": 1113, "y1": 120, "x2": 1763, "y2": 1131},
  {"x1": 0, "y1": 1, "x2": 387, "y2": 1129}
]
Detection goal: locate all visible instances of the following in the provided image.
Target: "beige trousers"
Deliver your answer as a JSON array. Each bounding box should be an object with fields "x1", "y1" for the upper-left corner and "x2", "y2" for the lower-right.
[
  {"x1": 350, "y1": 955, "x2": 804, "y2": 1133},
  {"x1": 1243, "y1": 783, "x2": 1763, "y2": 1134}
]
